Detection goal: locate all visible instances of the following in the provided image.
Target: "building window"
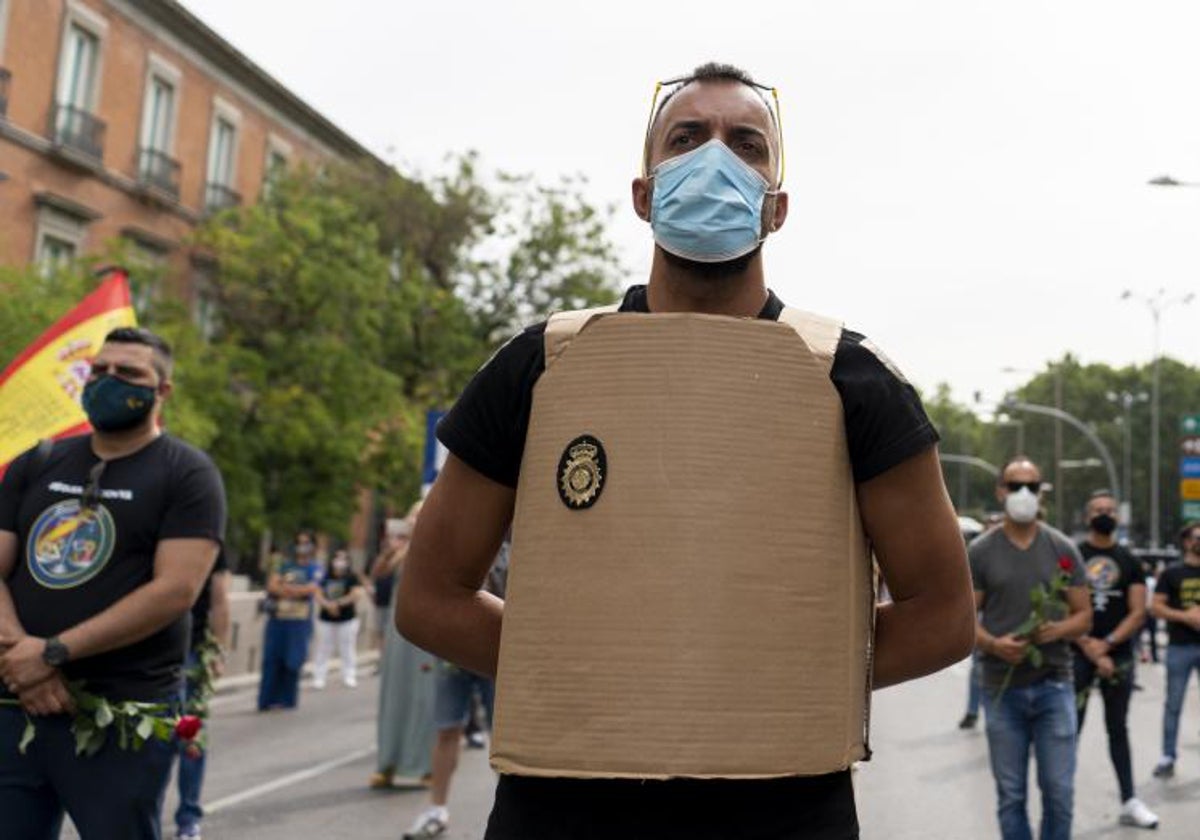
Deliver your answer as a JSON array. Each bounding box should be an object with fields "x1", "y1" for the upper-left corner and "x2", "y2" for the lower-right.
[
  {"x1": 262, "y1": 134, "x2": 292, "y2": 197},
  {"x1": 205, "y1": 99, "x2": 242, "y2": 212},
  {"x1": 37, "y1": 235, "x2": 76, "y2": 276},
  {"x1": 191, "y1": 264, "x2": 220, "y2": 341},
  {"x1": 138, "y1": 61, "x2": 181, "y2": 198},
  {"x1": 52, "y1": 6, "x2": 107, "y2": 162}
]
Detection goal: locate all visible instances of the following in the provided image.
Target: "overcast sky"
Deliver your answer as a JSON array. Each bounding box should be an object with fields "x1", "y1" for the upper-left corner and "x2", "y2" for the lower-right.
[{"x1": 188, "y1": 0, "x2": 1200, "y2": 410}]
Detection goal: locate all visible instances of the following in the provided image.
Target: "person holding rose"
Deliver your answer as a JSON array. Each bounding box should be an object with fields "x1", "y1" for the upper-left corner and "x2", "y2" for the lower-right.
[
  {"x1": 257, "y1": 531, "x2": 323, "y2": 711},
  {"x1": 969, "y1": 456, "x2": 1091, "y2": 840}
]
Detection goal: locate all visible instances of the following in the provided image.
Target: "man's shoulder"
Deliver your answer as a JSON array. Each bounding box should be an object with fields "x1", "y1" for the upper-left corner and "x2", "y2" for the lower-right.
[
  {"x1": 969, "y1": 527, "x2": 1004, "y2": 558},
  {"x1": 1038, "y1": 523, "x2": 1079, "y2": 555},
  {"x1": 157, "y1": 434, "x2": 219, "y2": 471}
]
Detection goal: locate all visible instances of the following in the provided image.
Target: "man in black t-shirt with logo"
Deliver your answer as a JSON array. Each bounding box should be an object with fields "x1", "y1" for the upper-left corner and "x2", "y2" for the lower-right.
[
  {"x1": 0, "y1": 327, "x2": 226, "y2": 840},
  {"x1": 1072, "y1": 490, "x2": 1158, "y2": 829},
  {"x1": 397, "y1": 62, "x2": 975, "y2": 840},
  {"x1": 1150, "y1": 521, "x2": 1200, "y2": 779}
]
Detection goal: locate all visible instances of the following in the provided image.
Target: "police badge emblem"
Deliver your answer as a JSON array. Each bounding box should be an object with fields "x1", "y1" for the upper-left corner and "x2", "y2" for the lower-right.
[{"x1": 557, "y1": 435, "x2": 606, "y2": 510}]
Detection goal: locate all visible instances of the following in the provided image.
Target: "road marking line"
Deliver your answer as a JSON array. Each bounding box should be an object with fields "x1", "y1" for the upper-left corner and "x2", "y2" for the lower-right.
[{"x1": 204, "y1": 745, "x2": 376, "y2": 814}]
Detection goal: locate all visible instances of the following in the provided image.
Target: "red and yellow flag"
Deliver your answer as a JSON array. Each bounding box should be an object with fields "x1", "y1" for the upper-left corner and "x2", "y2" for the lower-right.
[{"x1": 0, "y1": 271, "x2": 137, "y2": 469}]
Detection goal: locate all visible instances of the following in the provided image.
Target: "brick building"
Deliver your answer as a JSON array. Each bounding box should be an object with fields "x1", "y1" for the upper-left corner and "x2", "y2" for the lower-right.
[{"x1": 0, "y1": 0, "x2": 375, "y2": 305}]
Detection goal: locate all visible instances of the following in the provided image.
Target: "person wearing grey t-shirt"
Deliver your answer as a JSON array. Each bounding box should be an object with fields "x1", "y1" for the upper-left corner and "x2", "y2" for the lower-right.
[{"x1": 969, "y1": 456, "x2": 1091, "y2": 840}]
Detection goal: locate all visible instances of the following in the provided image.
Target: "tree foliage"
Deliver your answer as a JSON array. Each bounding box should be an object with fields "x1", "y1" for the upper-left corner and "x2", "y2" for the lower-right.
[
  {"x1": 1, "y1": 158, "x2": 624, "y2": 567},
  {"x1": 929, "y1": 354, "x2": 1200, "y2": 543}
]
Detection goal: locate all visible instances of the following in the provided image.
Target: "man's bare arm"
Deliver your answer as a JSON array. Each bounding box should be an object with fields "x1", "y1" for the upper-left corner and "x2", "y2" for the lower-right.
[
  {"x1": 58, "y1": 538, "x2": 218, "y2": 659},
  {"x1": 858, "y1": 447, "x2": 976, "y2": 689},
  {"x1": 209, "y1": 570, "x2": 232, "y2": 650},
  {"x1": 397, "y1": 455, "x2": 513, "y2": 678},
  {"x1": 0, "y1": 532, "x2": 24, "y2": 645}
]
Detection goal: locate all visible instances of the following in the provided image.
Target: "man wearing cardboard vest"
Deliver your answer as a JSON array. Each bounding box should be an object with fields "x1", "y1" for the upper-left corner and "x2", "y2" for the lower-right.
[{"x1": 399, "y1": 62, "x2": 976, "y2": 839}]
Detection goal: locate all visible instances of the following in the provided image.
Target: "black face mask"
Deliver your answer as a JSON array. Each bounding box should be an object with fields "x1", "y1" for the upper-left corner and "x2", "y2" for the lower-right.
[{"x1": 1090, "y1": 513, "x2": 1117, "y2": 536}]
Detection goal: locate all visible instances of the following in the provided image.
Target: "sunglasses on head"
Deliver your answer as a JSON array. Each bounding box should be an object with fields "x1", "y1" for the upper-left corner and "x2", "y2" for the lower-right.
[{"x1": 1004, "y1": 481, "x2": 1042, "y2": 494}]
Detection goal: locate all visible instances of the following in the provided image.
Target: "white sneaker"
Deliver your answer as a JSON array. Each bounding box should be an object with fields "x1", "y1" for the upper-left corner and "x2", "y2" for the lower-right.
[
  {"x1": 1119, "y1": 797, "x2": 1159, "y2": 829},
  {"x1": 344, "y1": 677, "x2": 358, "y2": 689},
  {"x1": 403, "y1": 806, "x2": 448, "y2": 839},
  {"x1": 312, "y1": 679, "x2": 326, "y2": 690}
]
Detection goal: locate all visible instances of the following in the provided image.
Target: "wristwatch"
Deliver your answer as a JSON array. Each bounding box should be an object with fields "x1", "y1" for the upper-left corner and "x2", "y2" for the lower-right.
[
  {"x1": 42, "y1": 636, "x2": 70, "y2": 668},
  {"x1": 1103, "y1": 633, "x2": 1117, "y2": 647}
]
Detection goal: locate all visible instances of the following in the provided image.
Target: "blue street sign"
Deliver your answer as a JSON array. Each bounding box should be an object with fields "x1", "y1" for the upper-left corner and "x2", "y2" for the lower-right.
[
  {"x1": 1183, "y1": 457, "x2": 1200, "y2": 479},
  {"x1": 422, "y1": 409, "x2": 448, "y2": 494}
]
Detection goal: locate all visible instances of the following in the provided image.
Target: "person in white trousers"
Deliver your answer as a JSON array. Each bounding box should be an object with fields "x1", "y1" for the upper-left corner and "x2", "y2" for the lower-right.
[{"x1": 314, "y1": 550, "x2": 365, "y2": 689}]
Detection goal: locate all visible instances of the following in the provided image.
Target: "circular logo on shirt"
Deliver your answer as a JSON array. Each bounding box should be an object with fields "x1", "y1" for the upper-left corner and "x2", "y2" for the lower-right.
[
  {"x1": 1086, "y1": 555, "x2": 1120, "y2": 591},
  {"x1": 557, "y1": 435, "x2": 606, "y2": 510},
  {"x1": 26, "y1": 499, "x2": 116, "y2": 590}
]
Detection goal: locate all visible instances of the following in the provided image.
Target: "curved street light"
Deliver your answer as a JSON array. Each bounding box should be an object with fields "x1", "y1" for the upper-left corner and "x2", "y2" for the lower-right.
[{"x1": 1000, "y1": 400, "x2": 1120, "y2": 503}]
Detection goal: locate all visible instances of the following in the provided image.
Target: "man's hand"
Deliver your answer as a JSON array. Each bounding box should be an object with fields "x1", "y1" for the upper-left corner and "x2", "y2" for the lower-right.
[
  {"x1": 1030, "y1": 621, "x2": 1065, "y2": 645},
  {"x1": 1095, "y1": 655, "x2": 1116, "y2": 680},
  {"x1": 1077, "y1": 636, "x2": 1109, "y2": 662},
  {"x1": 0, "y1": 635, "x2": 54, "y2": 694},
  {"x1": 209, "y1": 655, "x2": 225, "y2": 679},
  {"x1": 18, "y1": 671, "x2": 74, "y2": 716},
  {"x1": 990, "y1": 634, "x2": 1029, "y2": 665},
  {"x1": 1185, "y1": 606, "x2": 1200, "y2": 631}
]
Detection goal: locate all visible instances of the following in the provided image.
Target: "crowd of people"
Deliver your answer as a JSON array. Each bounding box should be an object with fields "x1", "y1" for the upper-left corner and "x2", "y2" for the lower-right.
[{"x1": 963, "y1": 457, "x2": 1200, "y2": 838}]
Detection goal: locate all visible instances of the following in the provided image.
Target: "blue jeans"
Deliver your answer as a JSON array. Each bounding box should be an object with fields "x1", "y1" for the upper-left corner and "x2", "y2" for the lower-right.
[
  {"x1": 966, "y1": 650, "x2": 982, "y2": 716},
  {"x1": 0, "y1": 705, "x2": 174, "y2": 840},
  {"x1": 433, "y1": 664, "x2": 494, "y2": 730},
  {"x1": 983, "y1": 679, "x2": 1077, "y2": 840},
  {"x1": 176, "y1": 651, "x2": 206, "y2": 833},
  {"x1": 1162, "y1": 643, "x2": 1200, "y2": 760}
]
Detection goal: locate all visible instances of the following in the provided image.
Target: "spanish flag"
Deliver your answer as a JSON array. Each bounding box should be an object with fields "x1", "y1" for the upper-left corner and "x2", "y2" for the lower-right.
[{"x1": 0, "y1": 271, "x2": 137, "y2": 470}]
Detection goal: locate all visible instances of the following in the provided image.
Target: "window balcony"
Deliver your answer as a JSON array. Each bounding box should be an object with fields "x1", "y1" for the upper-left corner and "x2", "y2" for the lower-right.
[
  {"x1": 0, "y1": 68, "x2": 11, "y2": 118},
  {"x1": 204, "y1": 182, "x2": 241, "y2": 213},
  {"x1": 49, "y1": 102, "x2": 106, "y2": 164},
  {"x1": 138, "y1": 147, "x2": 181, "y2": 200}
]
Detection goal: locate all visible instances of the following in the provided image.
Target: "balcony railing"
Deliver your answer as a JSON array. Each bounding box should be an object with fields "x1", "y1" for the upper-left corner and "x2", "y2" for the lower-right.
[
  {"x1": 204, "y1": 182, "x2": 242, "y2": 213},
  {"x1": 49, "y1": 102, "x2": 106, "y2": 163},
  {"x1": 0, "y1": 68, "x2": 11, "y2": 118},
  {"x1": 138, "y1": 147, "x2": 181, "y2": 200}
]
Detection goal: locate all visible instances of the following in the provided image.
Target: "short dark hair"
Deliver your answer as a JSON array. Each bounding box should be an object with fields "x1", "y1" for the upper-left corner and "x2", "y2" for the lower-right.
[
  {"x1": 643, "y1": 62, "x2": 777, "y2": 173},
  {"x1": 103, "y1": 327, "x2": 173, "y2": 381},
  {"x1": 1180, "y1": 521, "x2": 1200, "y2": 544}
]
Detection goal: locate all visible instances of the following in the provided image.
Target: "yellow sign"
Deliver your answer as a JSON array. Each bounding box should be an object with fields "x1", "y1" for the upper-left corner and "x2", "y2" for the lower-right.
[{"x1": 1182, "y1": 479, "x2": 1200, "y2": 501}]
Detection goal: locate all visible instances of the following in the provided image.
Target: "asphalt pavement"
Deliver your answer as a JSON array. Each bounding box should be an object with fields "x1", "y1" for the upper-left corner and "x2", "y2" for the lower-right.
[{"x1": 60, "y1": 652, "x2": 1200, "y2": 838}]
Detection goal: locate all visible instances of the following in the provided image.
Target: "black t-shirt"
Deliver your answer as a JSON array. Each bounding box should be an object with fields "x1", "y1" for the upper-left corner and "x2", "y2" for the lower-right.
[
  {"x1": 438, "y1": 286, "x2": 937, "y2": 839},
  {"x1": 190, "y1": 549, "x2": 229, "y2": 650},
  {"x1": 1078, "y1": 541, "x2": 1144, "y2": 658},
  {"x1": 318, "y1": 570, "x2": 359, "y2": 623},
  {"x1": 1158, "y1": 562, "x2": 1200, "y2": 646},
  {"x1": 0, "y1": 434, "x2": 226, "y2": 702}
]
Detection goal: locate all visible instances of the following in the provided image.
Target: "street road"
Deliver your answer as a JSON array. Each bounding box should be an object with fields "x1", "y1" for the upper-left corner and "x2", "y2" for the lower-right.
[{"x1": 63, "y1": 654, "x2": 1200, "y2": 838}]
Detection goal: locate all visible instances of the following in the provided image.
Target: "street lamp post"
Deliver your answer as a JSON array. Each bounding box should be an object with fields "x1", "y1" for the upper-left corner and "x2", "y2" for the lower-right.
[
  {"x1": 1001, "y1": 400, "x2": 1121, "y2": 508},
  {"x1": 1106, "y1": 390, "x2": 1149, "y2": 532},
  {"x1": 1120, "y1": 287, "x2": 1194, "y2": 547}
]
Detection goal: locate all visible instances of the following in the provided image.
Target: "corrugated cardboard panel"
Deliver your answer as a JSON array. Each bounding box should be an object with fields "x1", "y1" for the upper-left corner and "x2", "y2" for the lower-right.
[{"x1": 492, "y1": 313, "x2": 872, "y2": 779}]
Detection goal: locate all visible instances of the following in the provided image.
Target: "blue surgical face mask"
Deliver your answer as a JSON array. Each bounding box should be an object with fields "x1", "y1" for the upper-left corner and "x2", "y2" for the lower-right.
[
  {"x1": 649, "y1": 138, "x2": 774, "y2": 263},
  {"x1": 81, "y1": 375, "x2": 157, "y2": 432}
]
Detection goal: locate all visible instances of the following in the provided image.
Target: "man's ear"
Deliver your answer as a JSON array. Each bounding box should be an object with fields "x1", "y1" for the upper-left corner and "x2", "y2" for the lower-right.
[
  {"x1": 632, "y1": 176, "x2": 652, "y2": 223},
  {"x1": 768, "y1": 190, "x2": 788, "y2": 233}
]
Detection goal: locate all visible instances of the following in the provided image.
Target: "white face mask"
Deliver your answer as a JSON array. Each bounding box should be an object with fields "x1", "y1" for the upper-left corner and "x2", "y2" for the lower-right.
[{"x1": 1004, "y1": 487, "x2": 1040, "y2": 524}]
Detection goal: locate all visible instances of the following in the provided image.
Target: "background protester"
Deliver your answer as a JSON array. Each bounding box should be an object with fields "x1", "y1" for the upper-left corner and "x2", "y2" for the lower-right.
[
  {"x1": 1072, "y1": 491, "x2": 1157, "y2": 828},
  {"x1": 257, "y1": 531, "x2": 322, "y2": 711},
  {"x1": 1150, "y1": 521, "x2": 1200, "y2": 779},
  {"x1": 0, "y1": 327, "x2": 226, "y2": 840},
  {"x1": 370, "y1": 505, "x2": 436, "y2": 789},
  {"x1": 313, "y1": 549, "x2": 364, "y2": 690}
]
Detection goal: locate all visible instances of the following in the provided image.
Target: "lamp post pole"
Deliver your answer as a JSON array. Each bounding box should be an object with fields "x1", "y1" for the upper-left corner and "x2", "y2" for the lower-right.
[
  {"x1": 1143, "y1": 173, "x2": 1200, "y2": 546},
  {"x1": 1107, "y1": 390, "x2": 1149, "y2": 532},
  {"x1": 1121, "y1": 288, "x2": 1194, "y2": 547}
]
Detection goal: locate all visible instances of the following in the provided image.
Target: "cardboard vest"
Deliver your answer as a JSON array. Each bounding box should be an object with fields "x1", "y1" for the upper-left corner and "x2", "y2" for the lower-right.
[{"x1": 491, "y1": 307, "x2": 875, "y2": 780}]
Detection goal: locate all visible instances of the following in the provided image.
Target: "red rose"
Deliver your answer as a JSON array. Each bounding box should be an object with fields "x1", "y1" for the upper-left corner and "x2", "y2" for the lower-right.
[
  {"x1": 1058, "y1": 557, "x2": 1073, "y2": 572},
  {"x1": 175, "y1": 715, "x2": 203, "y2": 741}
]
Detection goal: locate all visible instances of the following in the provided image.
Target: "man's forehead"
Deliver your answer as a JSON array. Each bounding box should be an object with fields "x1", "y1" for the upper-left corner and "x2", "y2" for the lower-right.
[
  {"x1": 656, "y1": 79, "x2": 774, "y2": 132},
  {"x1": 1002, "y1": 461, "x2": 1040, "y2": 480},
  {"x1": 94, "y1": 341, "x2": 154, "y2": 365}
]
